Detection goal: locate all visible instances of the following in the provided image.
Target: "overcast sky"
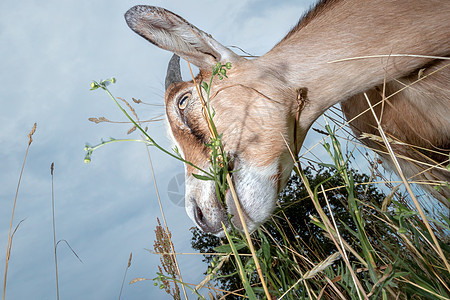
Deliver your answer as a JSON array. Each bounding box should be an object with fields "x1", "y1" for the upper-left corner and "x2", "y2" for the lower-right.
[{"x1": 0, "y1": 0, "x2": 322, "y2": 299}]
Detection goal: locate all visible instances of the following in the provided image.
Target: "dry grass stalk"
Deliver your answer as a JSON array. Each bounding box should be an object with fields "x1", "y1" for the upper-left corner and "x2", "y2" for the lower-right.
[
  {"x1": 226, "y1": 175, "x2": 272, "y2": 298},
  {"x1": 281, "y1": 133, "x2": 368, "y2": 300},
  {"x1": 323, "y1": 276, "x2": 348, "y2": 300},
  {"x1": 3, "y1": 123, "x2": 37, "y2": 300},
  {"x1": 51, "y1": 162, "x2": 60, "y2": 300},
  {"x1": 145, "y1": 158, "x2": 187, "y2": 299},
  {"x1": 151, "y1": 251, "x2": 252, "y2": 257},
  {"x1": 153, "y1": 218, "x2": 181, "y2": 300},
  {"x1": 89, "y1": 116, "x2": 164, "y2": 125},
  {"x1": 195, "y1": 253, "x2": 231, "y2": 291},
  {"x1": 363, "y1": 92, "x2": 450, "y2": 273},
  {"x1": 119, "y1": 252, "x2": 132, "y2": 299},
  {"x1": 278, "y1": 252, "x2": 341, "y2": 300},
  {"x1": 396, "y1": 278, "x2": 450, "y2": 300},
  {"x1": 109, "y1": 92, "x2": 188, "y2": 299},
  {"x1": 360, "y1": 133, "x2": 449, "y2": 173},
  {"x1": 328, "y1": 54, "x2": 450, "y2": 64},
  {"x1": 141, "y1": 111, "x2": 188, "y2": 299}
]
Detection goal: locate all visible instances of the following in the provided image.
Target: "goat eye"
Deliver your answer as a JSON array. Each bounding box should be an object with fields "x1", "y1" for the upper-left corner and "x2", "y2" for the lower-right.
[{"x1": 178, "y1": 93, "x2": 191, "y2": 110}]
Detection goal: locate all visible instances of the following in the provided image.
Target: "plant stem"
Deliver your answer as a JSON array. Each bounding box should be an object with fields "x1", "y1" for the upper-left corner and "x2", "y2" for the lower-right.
[
  {"x1": 3, "y1": 123, "x2": 36, "y2": 300},
  {"x1": 226, "y1": 174, "x2": 272, "y2": 299},
  {"x1": 51, "y1": 163, "x2": 59, "y2": 300}
]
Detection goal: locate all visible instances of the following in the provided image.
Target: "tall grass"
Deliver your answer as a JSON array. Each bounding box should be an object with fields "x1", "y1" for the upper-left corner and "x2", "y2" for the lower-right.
[
  {"x1": 3, "y1": 126, "x2": 84, "y2": 300},
  {"x1": 188, "y1": 126, "x2": 449, "y2": 299},
  {"x1": 88, "y1": 60, "x2": 448, "y2": 299},
  {"x1": 3, "y1": 123, "x2": 36, "y2": 300}
]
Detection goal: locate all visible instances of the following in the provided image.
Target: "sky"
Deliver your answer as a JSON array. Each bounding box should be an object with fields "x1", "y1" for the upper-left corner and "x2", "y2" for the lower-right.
[{"x1": 0, "y1": 0, "x2": 321, "y2": 299}]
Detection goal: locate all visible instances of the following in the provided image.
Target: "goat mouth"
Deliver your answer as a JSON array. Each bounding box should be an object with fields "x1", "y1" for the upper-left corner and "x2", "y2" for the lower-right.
[
  {"x1": 224, "y1": 186, "x2": 256, "y2": 232},
  {"x1": 210, "y1": 225, "x2": 228, "y2": 236},
  {"x1": 218, "y1": 157, "x2": 234, "y2": 210}
]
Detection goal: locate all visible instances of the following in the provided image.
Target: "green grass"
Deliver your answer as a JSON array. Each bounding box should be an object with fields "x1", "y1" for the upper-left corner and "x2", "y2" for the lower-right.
[{"x1": 187, "y1": 129, "x2": 449, "y2": 299}]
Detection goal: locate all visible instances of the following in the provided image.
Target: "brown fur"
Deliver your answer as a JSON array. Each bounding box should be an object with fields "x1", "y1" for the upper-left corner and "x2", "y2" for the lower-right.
[{"x1": 341, "y1": 60, "x2": 450, "y2": 200}]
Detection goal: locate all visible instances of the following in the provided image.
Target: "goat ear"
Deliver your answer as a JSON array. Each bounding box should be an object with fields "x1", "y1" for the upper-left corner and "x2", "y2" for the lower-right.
[{"x1": 125, "y1": 5, "x2": 242, "y2": 70}]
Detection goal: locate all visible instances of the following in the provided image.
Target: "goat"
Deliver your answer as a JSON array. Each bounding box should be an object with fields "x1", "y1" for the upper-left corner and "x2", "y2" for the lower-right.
[{"x1": 125, "y1": 0, "x2": 449, "y2": 235}]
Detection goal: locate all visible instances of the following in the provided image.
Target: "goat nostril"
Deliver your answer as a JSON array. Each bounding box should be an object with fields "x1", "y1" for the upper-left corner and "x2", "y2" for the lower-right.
[
  {"x1": 227, "y1": 158, "x2": 234, "y2": 173},
  {"x1": 195, "y1": 206, "x2": 205, "y2": 225},
  {"x1": 193, "y1": 203, "x2": 224, "y2": 234}
]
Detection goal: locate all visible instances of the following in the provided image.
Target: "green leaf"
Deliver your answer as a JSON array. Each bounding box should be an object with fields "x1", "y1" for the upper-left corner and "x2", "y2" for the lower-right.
[
  {"x1": 318, "y1": 162, "x2": 337, "y2": 170},
  {"x1": 258, "y1": 230, "x2": 271, "y2": 263},
  {"x1": 213, "y1": 242, "x2": 246, "y2": 253},
  {"x1": 223, "y1": 226, "x2": 257, "y2": 300},
  {"x1": 192, "y1": 173, "x2": 213, "y2": 181},
  {"x1": 201, "y1": 81, "x2": 209, "y2": 91}
]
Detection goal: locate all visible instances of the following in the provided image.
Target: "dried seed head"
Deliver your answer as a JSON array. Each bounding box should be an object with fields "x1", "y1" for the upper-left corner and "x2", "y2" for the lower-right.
[
  {"x1": 118, "y1": 97, "x2": 139, "y2": 120},
  {"x1": 127, "y1": 252, "x2": 132, "y2": 268},
  {"x1": 28, "y1": 123, "x2": 37, "y2": 145},
  {"x1": 88, "y1": 117, "x2": 100, "y2": 124},
  {"x1": 127, "y1": 126, "x2": 137, "y2": 134},
  {"x1": 129, "y1": 277, "x2": 148, "y2": 285}
]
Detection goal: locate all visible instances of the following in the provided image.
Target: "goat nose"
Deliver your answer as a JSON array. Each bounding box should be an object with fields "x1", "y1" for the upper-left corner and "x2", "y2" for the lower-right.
[
  {"x1": 193, "y1": 203, "x2": 223, "y2": 234},
  {"x1": 194, "y1": 205, "x2": 209, "y2": 231}
]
